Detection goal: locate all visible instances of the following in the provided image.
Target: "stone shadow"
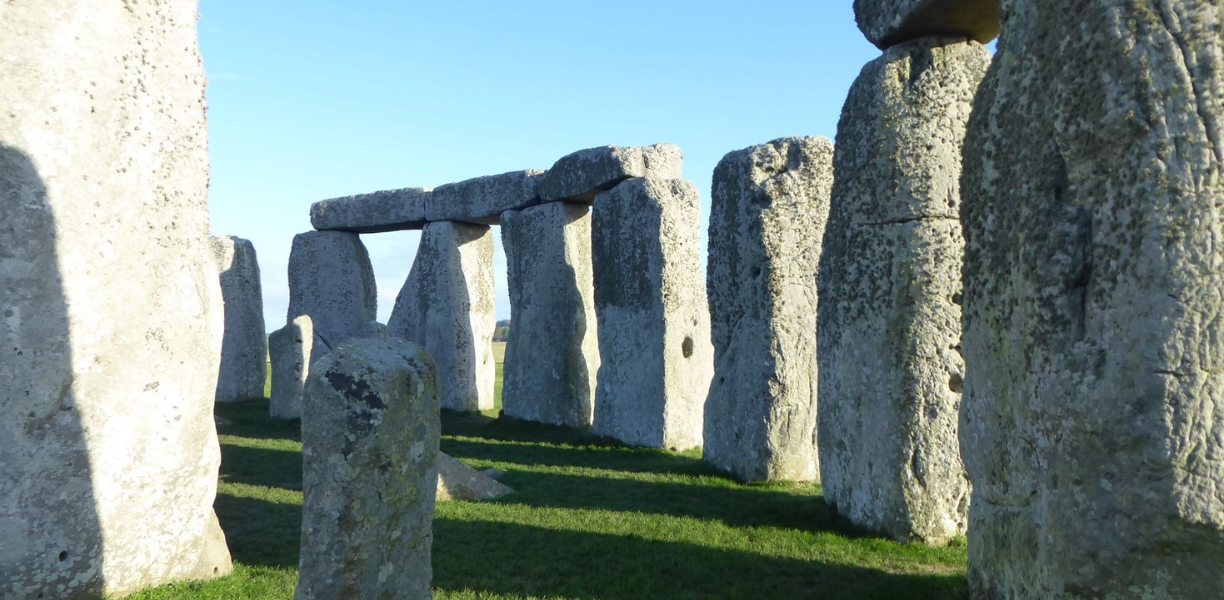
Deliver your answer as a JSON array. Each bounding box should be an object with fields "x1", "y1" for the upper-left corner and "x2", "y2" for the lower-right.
[
  {"x1": 0, "y1": 143, "x2": 105, "y2": 599},
  {"x1": 218, "y1": 442, "x2": 303, "y2": 491},
  {"x1": 213, "y1": 494, "x2": 301, "y2": 570}
]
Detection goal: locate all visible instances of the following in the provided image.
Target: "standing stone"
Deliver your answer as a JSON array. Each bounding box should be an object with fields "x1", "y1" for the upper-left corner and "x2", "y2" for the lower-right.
[
  {"x1": 818, "y1": 37, "x2": 988, "y2": 545},
  {"x1": 960, "y1": 2, "x2": 1224, "y2": 598},
  {"x1": 268, "y1": 315, "x2": 320, "y2": 420},
  {"x1": 388, "y1": 221, "x2": 495, "y2": 412},
  {"x1": 854, "y1": 0, "x2": 1000, "y2": 49},
  {"x1": 287, "y1": 230, "x2": 377, "y2": 348},
  {"x1": 0, "y1": 2, "x2": 232, "y2": 598},
  {"x1": 591, "y1": 177, "x2": 714, "y2": 449},
  {"x1": 704, "y1": 137, "x2": 834, "y2": 483},
  {"x1": 296, "y1": 337, "x2": 439, "y2": 600},
  {"x1": 210, "y1": 235, "x2": 268, "y2": 403},
  {"x1": 500, "y1": 202, "x2": 599, "y2": 427}
]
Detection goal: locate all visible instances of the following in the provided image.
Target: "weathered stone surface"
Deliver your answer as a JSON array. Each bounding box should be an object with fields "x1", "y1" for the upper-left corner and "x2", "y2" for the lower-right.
[
  {"x1": 704, "y1": 137, "x2": 834, "y2": 483},
  {"x1": 591, "y1": 177, "x2": 714, "y2": 449},
  {"x1": 210, "y1": 235, "x2": 268, "y2": 403},
  {"x1": 500, "y1": 202, "x2": 599, "y2": 427},
  {"x1": 297, "y1": 337, "x2": 439, "y2": 600},
  {"x1": 436, "y1": 452, "x2": 514, "y2": 502},
  {"x1": 425, "y1": 170, "x2": 544, "y2": 225},
  {"x1": 537, "y1": 144, "x2": 684, "y2": 203},
  {"x1": 310, "y1": 187, "x2": 431, "y2": 234},
  {"x1": 268, "y1": 316, "x2": 319, "y2": 421},
  {"x1": 287, "y1": 230, "x2": 378, "y2": 347},
  {"x1": 854, "y1": 0, "x2": 1000, "y2": 49},
  {"x1": 0, "y1": 2, "x2": 232, "y2": 597},
  {"x1": 960, "y1": 3, "x2": 1224, "y2": 598},
  {"x1": 388, "y1": 221, "x2": 496, "y2": 412},
  {"x1": 818, "y1": 37, "x2": 988, "y2": 545}
]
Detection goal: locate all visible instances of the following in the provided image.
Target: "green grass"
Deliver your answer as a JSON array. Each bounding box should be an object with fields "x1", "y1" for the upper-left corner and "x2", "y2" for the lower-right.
[{"x1": 129, "y1": 346, "x2": 968, "y2": 600}]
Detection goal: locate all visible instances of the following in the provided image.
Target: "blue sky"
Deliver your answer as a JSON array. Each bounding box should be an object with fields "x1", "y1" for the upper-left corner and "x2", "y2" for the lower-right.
[{"x1": 199, "y1": 2, "x2": 881, "y2": 330}]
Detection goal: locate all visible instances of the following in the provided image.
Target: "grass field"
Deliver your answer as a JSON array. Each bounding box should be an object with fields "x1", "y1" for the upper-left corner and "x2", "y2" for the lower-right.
[{"x1": 129, "y1": 342, "x2": 968, "y2": 600}]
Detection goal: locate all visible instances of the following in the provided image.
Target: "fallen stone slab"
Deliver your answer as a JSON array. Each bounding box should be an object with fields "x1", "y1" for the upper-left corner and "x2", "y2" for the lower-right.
[
  {"x1": 536, "y1": 143, "x2": 684, "y2": 203},
  {"x1": 310, "y1": 187, "x2": 431, "y2": 233},
  {"x1": 436, "y1": 453, "x2": 514, "y2": 502},
  {"x1": 591, "y1": 177, "x2": 713, "y2": 450},
  {"x1": 854, "y1": 0, "x2": 1000, "y2": 49},
  {"x1": 424, "y1": 169, "x2": 544, "y2": 225},
  {"x1": 1, "y1": 2, "x2": 232, "y2": 597},
  {"x1": 961, "y1": 2, "x2": 1224, "y2": 597},
  {"x1": 703, "y1": 136, "x2": 834, "y2": 483},
  {"x1": 210, "y1": 235, "x2": 268, "y2": 403},
  {"x1": 500, "y1": 202, "x2": 599, "y2": 427},
  {"x1": 818, "y1": 36, "x2": 987, "y2": 546},
  {"x1": 297, "y1": 337, "x2": 439, "y2": 600},
  {"x1": 388, "y1": 221, "x2": 496, "y2": 412},
  {"x1": 287, "y1": 230, "x2": 378, "y2": 347}
]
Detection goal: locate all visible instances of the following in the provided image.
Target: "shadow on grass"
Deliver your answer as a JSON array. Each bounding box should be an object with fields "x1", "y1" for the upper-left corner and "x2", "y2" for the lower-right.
[
  {"x1": 215, "y1": 494, "x2": 300, "y2": 570},
  {"x1": 433, "y1": 519, "x2": 966, "y2": 600},
  {"x1": 216, "y1": 399, "x2": 301, "y2": 442},
  {"x1": 219, "y1": 443, "x2": 303, "y2": 491}
]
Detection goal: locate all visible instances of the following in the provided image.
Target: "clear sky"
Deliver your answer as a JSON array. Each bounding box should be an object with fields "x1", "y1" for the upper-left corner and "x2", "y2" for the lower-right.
[{"x1": 198, "y1": 1, "x2": 882, "y2": 331}]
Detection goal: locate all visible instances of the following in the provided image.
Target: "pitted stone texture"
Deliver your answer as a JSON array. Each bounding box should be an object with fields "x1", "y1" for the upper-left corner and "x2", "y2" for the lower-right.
[
  {"x1": 436, "y1": 452, "x2": 515, "y2": 502},
  {"x1": 268, "y1": 316, "x2": 320, "y2": 421},
  {"x1": 296, "y1": 337, "x2": 439, "y2": 600},
  {"x1": 310, "y1": 187, "x2": 431, "y2": 233},
  {"x1": 210, "y1": 235, "x2": 268, "y2": 403},
  {"x1": 287, "y1": 230, "x2": 378, "y2": 347},
  {"x1": 0, "y1": 2, "x2": 232, "y2": 597},
  {"x1": 388, "y1": 221, "x2": 496, "y2": 412},
  {"x1": 818, "y1": 37, "x2": 988, "y2": 545},
  {"x1": 960, "y1": 2, "x2": 1224, "y2": 598},
  {"x1": 855, "y1": 0, "x2": 1000, "y2": 49},
  {"x1": 537, "y1": 144, "x2": 684, "y2": 203},
  {"x1": 425, "y1": 170, "x2": 544, "y2": 225},
  {"x1": 591, "y1": 178, "x2": 713, "y2": 449},
  {"x1": 704, "y1": 137, "x2": 834, "y2": 483},
  {"x1": 501, "y1": 202, "x2": 599, "y2": 427}
]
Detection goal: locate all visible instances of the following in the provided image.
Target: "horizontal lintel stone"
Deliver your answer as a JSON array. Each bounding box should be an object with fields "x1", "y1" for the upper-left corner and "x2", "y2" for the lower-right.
[
  {"x1": 424, "y1": 169, "x2": 545, "y2": 225},
  {"x1": 536, "y1": 143, "x2": 684, "y2": 203},
  {"x1": 310, "y1": 187, "x2": 431, "y2": 233}
]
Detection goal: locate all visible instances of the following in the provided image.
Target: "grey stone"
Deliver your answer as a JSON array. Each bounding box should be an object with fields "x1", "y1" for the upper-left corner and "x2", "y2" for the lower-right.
[
  {"x1": 436, "y1": 453, "x2": 514, "y2": 502},
  {"x1": 209, "y1": 235, "x2": 268, "y2": 403},
  {"x1": 818, "y1": 37, "x2": 988, "y2": 545},
  {"x1": 268, "y1": 316, "x2": 320, "y2": 421},
  {"x1": 703, "y1": 137, "x2": 834, "y2": 483},
  {"x1": 591, "y1": 177, "x2": 714, "y2": 449},
  {"x1": 537, "y1": 144, "x2": 684, "y2": 203},
  {"x1": 388, "y1": 221, "x2": 496, "y2": 412},
  {"x1": 960, "y1": 2, "x2": 1224, "y2": 597},
  {"x1": 310, "y1": 187, "x2": 431, "y2": 233},
  {"x1": 425, "y1": 170, "x2": 544, "y2": 225},
  {"x1": 854, "y1": 0, "x2": 1000, "y2": 49},
  {"x1": 296, "y1": 337, "x2": 439, "y2": 600},
  {"x1": 287, "y1": 230, "x2": 378, "y2": 347},
  {"x1": 481, "y1": 468, "x2": 507, "y2": 481},
  {"x1": 500, "y1": 202, "x2": 599, "y2": 427},
  {"x1": 0, "y1": 2, "x2": 232, "y2": 597}
]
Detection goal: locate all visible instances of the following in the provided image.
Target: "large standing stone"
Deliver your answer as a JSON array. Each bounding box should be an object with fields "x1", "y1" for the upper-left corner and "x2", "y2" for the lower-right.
[
  {"x1": 388, "y1": 221, "x2": 496, "y2": 412},
  {"x1": 311, "y1": 187, "x2": 431, "y2": 234},
  {"x1": 960, "y1": 2, "x2": 1224, "y2": 597},
  {"x1": 296, "y1": 337, "x2": 439, "y2": 600},
  {"x1": 537, "y1": 144, "x2": 684, "y2": 203},
  {"x1": 268, "y1": 315, "x2": 320, "y2": 420},
  {"x1": 591, "y1": 177, "x2": 714, "y2": 449},
  {"x1": 500, "y1": 202, "x2": 599, "y2": 427},
  {"x1": 287, "y1": 230, "x2": 378, "y2": 347},
  {"x1": 854, "y1": 0, "x2": 1000, "y2": 49},
  {"x1": 704, "y1": 137, "x2": 834, "y2": 483},
  {"x1": 425, "y1": 169, "x2": 544, "y2": 224},
  {"x1": 0, "y1": 2, "x2": 232, "y2": 598},
  {"x1": 818, "y1": 37, "x2": 988, "y2": 545},
  {"x1": 210, "y1": 235, "x2": 268, "y2": 403}
]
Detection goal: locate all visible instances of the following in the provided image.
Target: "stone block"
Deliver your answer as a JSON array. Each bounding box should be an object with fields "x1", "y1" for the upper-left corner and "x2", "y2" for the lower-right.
[
  {"x1": 296, "y1": 337, "x2": 439, "y2": 600},
  {"x1": 287, "y1": 230, "x2": 378, "y2": 347},
  {"x1": 703, "y1": 137, "x2": 834, "y2": 483},
  {"x1": 388, "y1": 221, "x2": 496, "y2": 412},
  {"x1": 268, "y1": 315, "x2": 319, "y2": 421},
  {"x1": 210, "y1": 235, "x2": 267, "y2": 403},
  {"x1": 425, "y1": 170, "x2": 544, "y2": 225},
  {"x1": 310, "y1": 187, "x2": 431, "y2": 234},
  {"x1": 591, "y1": 177, "x2": 713, "y2": 449},
  {"x1": 436, "y1": 452, "x2": 514, "y2": 502},
  {"x1": 500, "y1": 202, "x2": 599, "y2": 427},
  {"x1": 537, "y1": 144, "x2": 684, "y2": 203},
  {"x1": 854, "y1": 0, "x2": 1000, "y2": 49}
]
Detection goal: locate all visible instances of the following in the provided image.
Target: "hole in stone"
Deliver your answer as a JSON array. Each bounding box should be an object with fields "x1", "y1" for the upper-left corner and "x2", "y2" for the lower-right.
[
  {"x1": 58, "y1": 550, "x2": 68, "y2": 562},
  {"x1": 951, "y1": 292, "x2": 963, "y2": 305},
  {"x1": 751, "y1": 266, "x2": 762, "y2": 279},
  {"x1": 949, "y1": 373, "x2": 964, "y2": 394},
  {"x1": 681, "y1": 336, "x2": 694, "y2": 358}
]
